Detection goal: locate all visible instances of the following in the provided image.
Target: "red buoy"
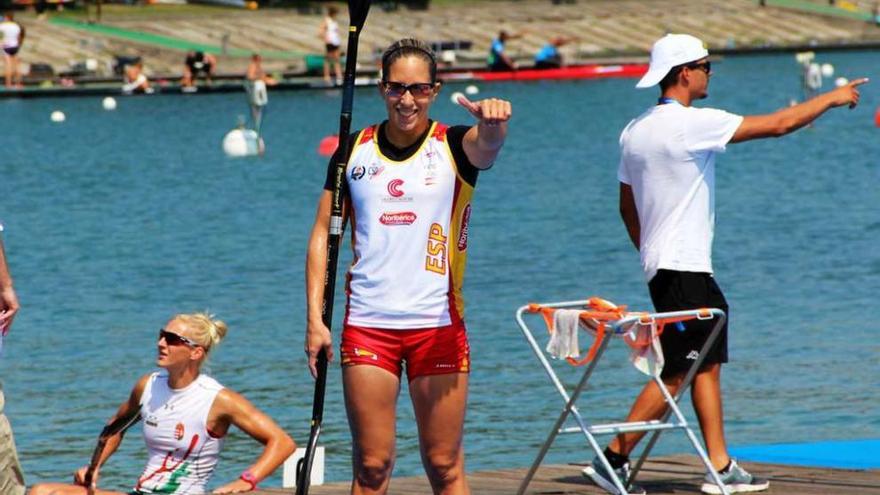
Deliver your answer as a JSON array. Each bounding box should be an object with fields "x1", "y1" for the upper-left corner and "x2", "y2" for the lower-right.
[
  {"x1": 317, "y1": 135, "x2": 339, "y2": 157},
  {"x1": 874, "y1": 107, "x2": 880, "y2": 128}
]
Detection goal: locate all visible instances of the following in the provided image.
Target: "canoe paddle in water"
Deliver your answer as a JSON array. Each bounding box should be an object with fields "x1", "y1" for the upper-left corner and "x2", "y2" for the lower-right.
[
  {"x1": 83, "y1": 408, "x2": 142, "y2": 495},
  {"x1": 296, "y1": 1, "x2": 372, "y2": 494}
]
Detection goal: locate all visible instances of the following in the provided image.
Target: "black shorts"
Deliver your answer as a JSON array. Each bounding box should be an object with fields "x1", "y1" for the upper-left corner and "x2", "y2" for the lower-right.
[
  {"x1": 325, "y1": 43, "x2": 340, "y2": 54},
  {"x1": 3, "y1": 46, "x2": 19, "y2": 56},
  {"x1": 648, "y1": 269, "x2": 728, "y2": 378}
]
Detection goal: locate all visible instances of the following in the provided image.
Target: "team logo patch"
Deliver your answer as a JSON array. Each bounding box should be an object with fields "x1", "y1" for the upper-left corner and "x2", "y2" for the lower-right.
[
  {"x1": 387, "y1": 179, "x2": 405, "y2": 198},
  {"x1": 350, "y1": 165, "x2": 366, "y2": 181},
  {"x1": 354, "y1": 348, "x2": 379, "y2": 360},
  {"x1": 380, "y1": 211, "x2": 417, "y2": 226},
  {"x1": 457, "y1": 204, "x2": 471, "y2": 251},
  {"x1": 174, "y1": 422, "x2": 185, "y2": 440},
  {"x1": 368, "y1": 164, "x2": 384, "y2": 179}
]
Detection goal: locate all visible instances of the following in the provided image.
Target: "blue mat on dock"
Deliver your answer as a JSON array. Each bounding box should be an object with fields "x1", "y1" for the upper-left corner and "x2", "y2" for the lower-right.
[{"x1": 731, "y1": 439, "x2": 880, "y2": 469}]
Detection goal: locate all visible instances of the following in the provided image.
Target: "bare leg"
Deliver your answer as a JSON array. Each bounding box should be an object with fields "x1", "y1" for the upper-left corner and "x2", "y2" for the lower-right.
[
  {"x1": 410, "y1": 372, "x2": 470, "y2": 495},
  {"x1": 323, "y1": 56, "x2": 331, "y2": 84},
  {"x1": 4, "y1": 54, "x2": 11, "y2": 88},
  {"x1": 12, "y1": 56, "x2": 20, "y2": 87},
  {"x1": 333, "y1": 57, "x2": 342, "y2": 84},
  {"x1": 29, "y1": 483, "x2": 127, "y2": 495},
  {"x1": 344, "y1": 365, "x2": 400, "y2": 495},
  {"x1": 691, "y1": 363, "x2": 730, "y2": 470},
  {"x1": 608, "y1": 373, "x2": 684, "y2": 456}
]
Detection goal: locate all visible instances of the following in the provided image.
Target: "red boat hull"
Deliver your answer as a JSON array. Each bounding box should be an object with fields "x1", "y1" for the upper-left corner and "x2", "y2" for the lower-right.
[{"x1": 441, "y1": 63, "x2": 648, "y2": 83}]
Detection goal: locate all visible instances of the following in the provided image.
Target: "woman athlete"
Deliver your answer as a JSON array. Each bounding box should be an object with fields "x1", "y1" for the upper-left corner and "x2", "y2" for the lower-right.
[
  {"x1": 31, "y1": 313, "x2": 296, "y2": 494},
  {"x1": 306, "y1": 38, "x2": 512, "y2": 495}
]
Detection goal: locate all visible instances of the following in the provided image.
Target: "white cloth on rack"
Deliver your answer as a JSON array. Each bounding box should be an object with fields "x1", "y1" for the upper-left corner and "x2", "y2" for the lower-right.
[
  {"x1": 545, "y1": 309, "x2": 664, "y2": 376},
  {"x1": 545, "y1": 309, "x2": 581, "y2": 360}
]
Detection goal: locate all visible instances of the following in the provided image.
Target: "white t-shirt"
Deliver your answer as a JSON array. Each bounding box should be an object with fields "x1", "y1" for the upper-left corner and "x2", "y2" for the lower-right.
[
  {"x1": 618, "y1": 102, "x2": 743, "y2": 282},
  {"x1": 323, "y1": 17, "x2": 340, "y2": 46},
  {"x1": 0, "y1": 21, "x2": 21, "y2": 49}
]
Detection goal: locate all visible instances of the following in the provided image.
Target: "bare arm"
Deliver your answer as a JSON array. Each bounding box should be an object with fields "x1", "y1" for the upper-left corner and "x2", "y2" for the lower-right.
[
  {"x1": 305, "y1": 190, "x2": 340, "y2": 378},
  {"x1": 74, "y1": 374, "x2": 149, "y2": 488},
  {"x1": 0, "y1": 237, "x2": 19, "y2": 334},
  {"x1": 210, "y1": 390, "x2": 297, "y2": 493},
  {"x1": 456, "y1": 95, "x2": 512, "y2": 169},
  {"x1": 619, "y1": 183, "x2": 640, "y2": 250},
  {"x1": 731, "y1": 78, "x2": 868, "y2": 143}
]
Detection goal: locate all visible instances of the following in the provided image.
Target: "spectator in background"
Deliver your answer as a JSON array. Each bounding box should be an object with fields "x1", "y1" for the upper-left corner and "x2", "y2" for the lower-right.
[
  {"x1": 534, "y1": 36, "x2": 574, "y2": 69},
  {"x1": 487, "y1": 30, "x2": 522, "y2": 71},
  {"x1": 182, "y1": 50, "x2": 216, "y2": 89},
  {"x1": 0, "y1": 12, "x2": 25, "y2": 88},
  {"x1": 318, "y1": 5, "x2": 342, "y2": 85},
  {"x1": 123, "y1": 59, "x2": 152, "y2": 94},
  {"x1": 0, "y1": 224, "x2": 24, "y2": 495},
  {"x1": 246, "y1": 53, "x2": 276, "y2": 86}
]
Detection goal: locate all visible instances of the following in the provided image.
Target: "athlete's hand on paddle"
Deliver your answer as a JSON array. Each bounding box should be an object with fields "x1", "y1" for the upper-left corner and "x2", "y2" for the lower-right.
[
  {"x1": 73, "y1": 464, "x2": 98, "y2": 495},
  {"x1": 306, "y1": 320, "x2": 333, "y2": 379},
  {"x1": 213, "y1": 478, "x2": 254, "y2": 493},
  {"x1": 456, "y1": 95, "x2": 512, "y2": 127},
  {"x1": 828, "y1": 77, "x2": 868, "y2": 109}
]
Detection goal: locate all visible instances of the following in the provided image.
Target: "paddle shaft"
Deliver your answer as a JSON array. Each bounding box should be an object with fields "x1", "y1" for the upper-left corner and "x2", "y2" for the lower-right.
[
  {"x1": 84, "y1": 409, "x2": 142, "y2": 490},
  {"x1": 296, "y1": 2, "x2": 371, "y2": 493}
]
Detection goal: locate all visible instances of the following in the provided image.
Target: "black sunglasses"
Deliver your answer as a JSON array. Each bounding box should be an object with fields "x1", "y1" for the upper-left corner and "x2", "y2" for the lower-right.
[
  {"x1": 686, "y1": 61, "x2": 711, "y2": 74},
  {"x1": 382, "y1": 81, "x2": 435, "y2": 98},
  {"x1": 158, "y1": 328, "x2": 199, "y2": 347}
]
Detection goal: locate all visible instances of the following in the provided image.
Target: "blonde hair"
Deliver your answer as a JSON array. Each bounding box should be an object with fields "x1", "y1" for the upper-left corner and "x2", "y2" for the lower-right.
[{"x1": 173, "y1": 312, "x2": 228, "y2": 354}]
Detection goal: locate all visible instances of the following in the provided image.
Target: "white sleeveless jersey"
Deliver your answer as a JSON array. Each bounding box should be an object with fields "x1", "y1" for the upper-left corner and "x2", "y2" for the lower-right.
[
  {"x1": 344, "y1": 122, "x2": 474, "y2": 329},
  {"x1": 135, "y1": 372, "x2": 224, "y2": 494},
  {"x1": 324, "y1": 17, "x2": 340, "y2": 46}
]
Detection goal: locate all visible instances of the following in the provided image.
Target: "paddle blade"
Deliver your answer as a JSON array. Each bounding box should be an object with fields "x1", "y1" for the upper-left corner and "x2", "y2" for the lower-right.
[{"x1": 348, "y1": 0, "x2": 371, "y2": 31}]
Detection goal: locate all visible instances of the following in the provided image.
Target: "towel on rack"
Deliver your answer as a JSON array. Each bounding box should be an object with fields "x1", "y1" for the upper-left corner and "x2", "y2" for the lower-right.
[{"x1": 545, "y1": 309, "x2": 581, "y2": 360}]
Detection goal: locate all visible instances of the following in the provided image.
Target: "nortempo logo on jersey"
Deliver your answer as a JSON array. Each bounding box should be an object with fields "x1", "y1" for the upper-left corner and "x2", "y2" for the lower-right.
[
  {"x1": 380, "y1": 211, "x2": 417, "y2": 226},
  {"x1": 457, "y1": 204, "x2": 471, "y2": 251},
  {"x1": 387, "y1": 179, "x2": 405, "y2": 197}
]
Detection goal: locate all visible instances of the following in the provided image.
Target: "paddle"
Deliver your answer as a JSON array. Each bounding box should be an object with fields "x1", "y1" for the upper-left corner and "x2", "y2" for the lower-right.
[
  {"x1": 296, "y1": 1, "x2": 371, "y2": 493},
  {"x1": 83, "y1": 408, "x2": 142, "y2": 494}
]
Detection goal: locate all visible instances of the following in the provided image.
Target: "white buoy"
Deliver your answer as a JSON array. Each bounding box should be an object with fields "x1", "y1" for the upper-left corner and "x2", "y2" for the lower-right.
[
  {"x1": 222, "y1": 128, "x2": 265, "y2": 157},
  {"x1": 465, "y1": 84, "x2": 479, "y2": 95},
  {"x1": 450, "y1": 91, "x2": 465, "y2": 104},
  {"x1": 102, "y1": 96, "x2": 117, "y2": 111},
  {"x1": 50, "y1": 110, "x2": 65, "y2": 122},
  {"x1": 820, "y1": 63, "x2": 834, "y2": 78},
  {"x1": 835, "y1": 77, "x2": 849, "y2": 87}
]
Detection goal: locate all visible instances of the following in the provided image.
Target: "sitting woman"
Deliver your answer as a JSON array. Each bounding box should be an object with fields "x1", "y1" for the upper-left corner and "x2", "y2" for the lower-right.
[
  {"x1": 122, "y1": 60, "x2": 152, "y2": 94},
  {"x1": 30, "y1": 313, "x2": 296, "y2": 495}
]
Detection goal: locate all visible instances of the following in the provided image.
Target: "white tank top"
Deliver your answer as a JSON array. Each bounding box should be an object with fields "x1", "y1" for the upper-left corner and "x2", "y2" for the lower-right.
[
  {"x1": 344, "y1": 122, "x2": 474, "y2": 329},
  {"x1": 324, "y1": 17, "x2": 340, "y2": 46},
  {"x1": 135, "y1": 371, "x2": 224, "y2": 494},
  {"x1": 0, "y1": 21, "x2": 21, "y2": 49}
]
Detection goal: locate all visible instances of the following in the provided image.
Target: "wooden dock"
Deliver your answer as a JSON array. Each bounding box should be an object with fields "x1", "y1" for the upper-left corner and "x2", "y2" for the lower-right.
[{"x1": 252, "y1": 454, "x2": 880, "y2": 494}]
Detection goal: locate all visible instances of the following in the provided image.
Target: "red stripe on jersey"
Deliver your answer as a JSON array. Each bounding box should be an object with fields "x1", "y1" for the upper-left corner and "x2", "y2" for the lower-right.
[
  {"x1": 432, "y1": 123, "x2": 448, "y2": 141},
  {"x1": 446, "y1": 177, "x2": 463, "y2": 326},
  {"x1": 359, "y1": 126, "x2": 376, "y2": 145}
]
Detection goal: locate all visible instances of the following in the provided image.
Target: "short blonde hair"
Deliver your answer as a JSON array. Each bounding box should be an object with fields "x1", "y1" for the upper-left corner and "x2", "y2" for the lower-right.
[{"x1": 173, "y1": 312, "x2": 228, "y2": 354}]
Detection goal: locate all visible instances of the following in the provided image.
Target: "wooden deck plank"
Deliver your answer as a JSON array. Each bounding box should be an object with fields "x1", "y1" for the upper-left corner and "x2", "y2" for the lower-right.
[{"x1": 250, "y1": 454, "x2": 880, "y2": 494}]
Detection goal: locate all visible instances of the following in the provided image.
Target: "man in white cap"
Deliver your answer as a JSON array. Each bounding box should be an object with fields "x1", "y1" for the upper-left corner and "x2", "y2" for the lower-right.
[{"x1": 582, "y1": 33, "x2": 867, "y2": 495}]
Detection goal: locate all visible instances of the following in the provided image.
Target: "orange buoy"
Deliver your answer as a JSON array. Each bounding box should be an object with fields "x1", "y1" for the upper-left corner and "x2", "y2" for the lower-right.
[
  {"x1": 874, "y1": 106, "x2": 880, "y2": 128},
  {"x1": 318, "y1": 135, "x2": 339, "y2": 157}
]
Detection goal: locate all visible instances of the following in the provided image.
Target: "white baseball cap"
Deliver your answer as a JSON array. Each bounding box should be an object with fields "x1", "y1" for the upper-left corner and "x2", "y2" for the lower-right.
[{"x1": 636, "y1": 34, "x2": 709, "y2": 89}]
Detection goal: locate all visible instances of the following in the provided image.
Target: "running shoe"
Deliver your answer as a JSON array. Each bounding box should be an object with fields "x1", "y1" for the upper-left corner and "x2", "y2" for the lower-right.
[
  {"x1": 701, "y1": 459, "x2": 770, "y2": 494},
  {"x1": 582, "y1": 455, "x2": 646, "y2": 495}
]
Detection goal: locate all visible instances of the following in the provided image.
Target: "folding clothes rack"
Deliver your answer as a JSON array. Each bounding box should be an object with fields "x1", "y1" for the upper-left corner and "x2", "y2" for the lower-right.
[{"x1": 514, "y1": 298, "x2": 730, "y2": 495}]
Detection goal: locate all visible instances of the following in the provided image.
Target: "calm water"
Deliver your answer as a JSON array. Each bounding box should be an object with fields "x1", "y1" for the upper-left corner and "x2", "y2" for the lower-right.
[{"x1": 1, "y1": 51, "x2": 878, "y2": 490}]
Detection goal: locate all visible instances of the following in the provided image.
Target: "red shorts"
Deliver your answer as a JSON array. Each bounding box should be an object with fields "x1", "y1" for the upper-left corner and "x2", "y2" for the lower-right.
[{"x1": 340, "y1": 322, "x2": 470, "y2": 381}]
